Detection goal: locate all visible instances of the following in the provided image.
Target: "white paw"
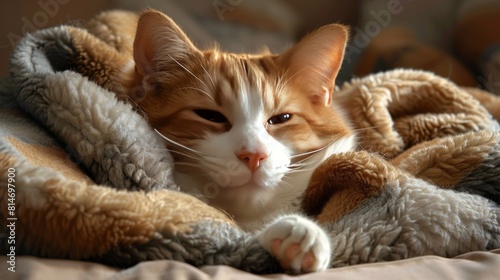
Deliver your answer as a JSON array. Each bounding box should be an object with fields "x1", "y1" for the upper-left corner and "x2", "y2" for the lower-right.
[{"x1": 257, "y1": 215, "x2": 331, "y2": 273}]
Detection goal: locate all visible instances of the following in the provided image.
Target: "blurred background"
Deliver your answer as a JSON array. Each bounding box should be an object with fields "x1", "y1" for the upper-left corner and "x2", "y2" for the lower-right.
[
  {"x1": 0, "y1": 0, "x2": 358, "y2": 78},
  {"x1": 1, "y1": 0, "x2": 499, "y2": 90}
]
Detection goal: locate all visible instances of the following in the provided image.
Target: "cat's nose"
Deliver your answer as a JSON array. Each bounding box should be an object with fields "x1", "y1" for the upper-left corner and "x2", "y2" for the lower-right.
[{"x1": 236, "y1": 151, "x2": 268, "y2": 173}]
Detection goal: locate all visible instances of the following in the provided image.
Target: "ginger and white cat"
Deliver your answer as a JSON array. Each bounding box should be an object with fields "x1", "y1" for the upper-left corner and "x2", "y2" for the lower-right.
[{"x1": 119, "y1": 10, "x2": 355, "y2": 273}]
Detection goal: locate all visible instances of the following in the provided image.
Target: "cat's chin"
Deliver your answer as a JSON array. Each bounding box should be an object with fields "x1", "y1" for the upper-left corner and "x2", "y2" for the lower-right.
[
  {"x1": 231, "y1": 173, "x2": 284, "y2": 189},
  {"x1": 232, "y1": 179, "x2": 273, "y2": 190},
  {"x1": 173, "y1": 170, "x2": 278, "y2": 197},
  {"x1": 207, "y1": 181, "x2": 279, "y2": 225}
]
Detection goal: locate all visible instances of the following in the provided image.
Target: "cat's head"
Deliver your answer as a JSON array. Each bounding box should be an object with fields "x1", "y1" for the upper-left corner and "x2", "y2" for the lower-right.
[{"x1": 125, "y1": 10, "x2": 354, "y2": 222}]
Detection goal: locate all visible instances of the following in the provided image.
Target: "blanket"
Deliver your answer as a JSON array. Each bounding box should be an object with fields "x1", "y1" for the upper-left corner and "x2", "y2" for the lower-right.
[{"x1": 1, "y1": 10, "x2": 500, "y2": 273}]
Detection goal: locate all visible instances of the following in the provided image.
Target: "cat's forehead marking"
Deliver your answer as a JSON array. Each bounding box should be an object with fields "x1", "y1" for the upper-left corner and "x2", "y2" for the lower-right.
[
  {"x1": 199, "y1": 53, "x2": 287, "y2": 127},
  {"x1": 234, "y1": 82, "x2": 265, "y2": 125},
  {"x1": 217, "y1": 63, "x2": 263, "y2": 123}
]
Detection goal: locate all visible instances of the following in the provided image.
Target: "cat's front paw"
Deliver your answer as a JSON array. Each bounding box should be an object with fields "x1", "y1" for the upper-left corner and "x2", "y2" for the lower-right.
[{"x1": 257, "y1": 215, "x2": 331, "y2": 274}]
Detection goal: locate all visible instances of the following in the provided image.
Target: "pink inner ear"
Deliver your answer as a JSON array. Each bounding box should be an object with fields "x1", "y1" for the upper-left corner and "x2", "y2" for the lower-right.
[
  {"x1": 279, "y1": 24, "x2": 348, "y2": 106},
  {"x1": 133, "y1": 13, "x2": 162, "y2": 77},
  {"x1": 308, "y1": 85, "x2": 333, "y2": 106},
  {"x1": 318, "y1": 85, "x2": 333, "y2": 106},
  {"x1": 133, "y1": 10, "x2": 200, "y2": 77}
]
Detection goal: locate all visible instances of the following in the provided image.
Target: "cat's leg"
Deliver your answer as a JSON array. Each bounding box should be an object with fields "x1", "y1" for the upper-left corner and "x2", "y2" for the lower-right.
[{"x1": 257, "y1": 214, "x2": 331, "y2": 273}]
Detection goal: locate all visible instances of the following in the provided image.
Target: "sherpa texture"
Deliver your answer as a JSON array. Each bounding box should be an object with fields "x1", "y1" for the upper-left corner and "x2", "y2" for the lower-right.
[{"x1": 1, "y1": 10, "x2": 500, "y2": 272}]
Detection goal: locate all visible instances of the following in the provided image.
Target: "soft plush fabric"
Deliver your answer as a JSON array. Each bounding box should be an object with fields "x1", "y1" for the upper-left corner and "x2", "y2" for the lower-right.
[
  {"x1": 1, "y1": 10, "x2": 500, "y2": 277},
  {"x1": 1, "y1": 251, "x2": 500, "y2": 280}
]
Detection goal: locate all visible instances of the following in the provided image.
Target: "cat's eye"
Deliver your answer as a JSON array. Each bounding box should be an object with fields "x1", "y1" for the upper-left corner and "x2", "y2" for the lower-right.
[
  {"x1": 193, "y1": 109, "x2": 228, "y2": 123},
  {"x1": 268, "y1": 113, "x2": 293, "y2": 125}
]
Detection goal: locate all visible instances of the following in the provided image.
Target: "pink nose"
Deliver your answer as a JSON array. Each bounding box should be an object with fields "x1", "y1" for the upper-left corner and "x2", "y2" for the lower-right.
[{"x1": 236, "y1": 151, "x2": 268, "y2": 172}]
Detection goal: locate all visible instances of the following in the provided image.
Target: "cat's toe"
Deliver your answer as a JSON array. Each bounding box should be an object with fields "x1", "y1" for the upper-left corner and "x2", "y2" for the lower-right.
[
  {"x1": 270, "y1": 239, "x2": 323, "y2": 272},
  {"x1": 257, "y1": 215, "x2": 331, "y2": 273}
]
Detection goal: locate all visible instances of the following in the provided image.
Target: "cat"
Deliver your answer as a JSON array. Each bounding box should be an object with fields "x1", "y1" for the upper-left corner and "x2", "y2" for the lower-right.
[{"x1": 117, "y1": 10, "x2": 355, "y2": 273}]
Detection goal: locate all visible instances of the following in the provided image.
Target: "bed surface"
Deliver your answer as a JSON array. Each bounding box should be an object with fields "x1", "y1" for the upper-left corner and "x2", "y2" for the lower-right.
[{"x1": 1, "y1": 250, "x2": 499, "y2": 280}]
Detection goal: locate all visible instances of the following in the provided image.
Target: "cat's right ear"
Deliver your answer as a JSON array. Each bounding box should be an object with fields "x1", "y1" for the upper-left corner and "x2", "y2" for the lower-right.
[
  {"x1": 133, "y1": 10, "x2": 200, "y2": 77},
  {"x1": 278, "y1": 24, "x2": 349, "y2": 107}
]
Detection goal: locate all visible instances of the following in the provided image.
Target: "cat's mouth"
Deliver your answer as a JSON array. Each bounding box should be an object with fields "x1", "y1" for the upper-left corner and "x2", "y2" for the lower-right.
[
  {"x1": 213, "y1": 173, "x2": 282, "y2": 189},
  {"x1": 242, "y1": 173, "x2": 285, "y2": 189},
  {"x1": 210, "y1": 168, "x2": 285, "y2": 190}
]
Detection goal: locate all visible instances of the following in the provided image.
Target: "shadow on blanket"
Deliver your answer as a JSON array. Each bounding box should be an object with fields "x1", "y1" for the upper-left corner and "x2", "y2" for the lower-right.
[{"x1": 1, "y1": 10, "x2": 500, "y2": 273}]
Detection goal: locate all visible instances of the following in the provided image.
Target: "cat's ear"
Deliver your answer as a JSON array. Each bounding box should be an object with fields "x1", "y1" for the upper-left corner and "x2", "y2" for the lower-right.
[
  {"x1": 279, "y1": 24, "x2": 348, "y2": 106},
  {"x1": 133, "y1": 10, "x2": 200, "y2": 76}
]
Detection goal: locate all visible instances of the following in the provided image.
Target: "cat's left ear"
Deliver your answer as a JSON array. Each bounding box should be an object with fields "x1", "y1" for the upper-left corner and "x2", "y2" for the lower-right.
[
  {"x1": 279, "y1": 24, "x2": 349, "y2": 106},
  {"x1": 133, "y1": 10, "x2": 200, "y2": 77}
]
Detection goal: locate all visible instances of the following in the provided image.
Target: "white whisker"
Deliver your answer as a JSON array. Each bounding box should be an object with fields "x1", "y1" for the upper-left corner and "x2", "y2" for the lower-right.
[
  {"x1": 168, "y1": 149, "x2": 201, "y2": 161},
  {"x1": 173, "y1": 162, "x2": 205, "y2": 169},
  {"x1": 287, "y1": 137, "x2": 352, "y2": 169},
  {"x1": 179, "y1": 86, "x2": 214, "y2": 101},
  {"x1": 293, "y1": 154, "x2": 321, "y2": 166},
  {"x1": 154, "y1": 129, "x2": 208, "y2": 156},
  {"x1": 201, "y1": 155, "x2": 228, "y2": 165},
  {"x1": 278, "y1": 180, "x2": 295, "y2": 191},
  {"x1": 168, "y1": 54, "x2": 209, "y2": 89},
  {"x1": 288, "y1": 160, "x2": 317, "y2": 168},
  {"x1": 286, "y1": 166, "x2": 319, "y2": 174},
  {"x1": 200, "y1": 63, "x2": 216, "y2": 88},
  {"x1": 290, "y1": 145, "x2": 329, "y2": 159},
  {"x1": 287, "y1": 160, "x2": 319, "y2": 171},
  {"x1": 309, "y1": 67, "x2": 332, "y2": 84},
  {"x1": 278, "y1": 67, "x2": 311, "y2": 94}
]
